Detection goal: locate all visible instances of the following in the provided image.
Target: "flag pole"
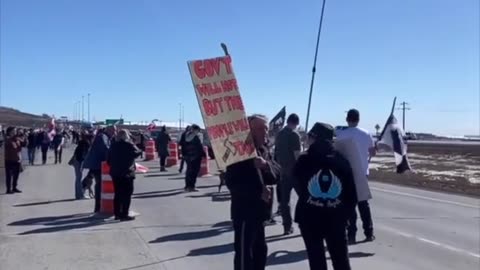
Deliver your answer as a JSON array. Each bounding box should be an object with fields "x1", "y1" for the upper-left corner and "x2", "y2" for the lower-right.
[{"x1": 305, "y1": 0, "x2": 327, "y2": 132}]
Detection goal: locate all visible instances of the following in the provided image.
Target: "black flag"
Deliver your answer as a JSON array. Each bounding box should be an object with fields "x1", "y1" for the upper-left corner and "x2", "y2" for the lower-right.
[
  {"x1": 269, "y1": 106, "x2": 286, "y2": 136},
  {"x1": 378, "y1": 114, "x2": 412, "y2": 174}
]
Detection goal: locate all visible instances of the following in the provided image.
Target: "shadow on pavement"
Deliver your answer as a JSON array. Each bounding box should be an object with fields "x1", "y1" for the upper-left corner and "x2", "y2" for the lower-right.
[
  {"x1": 149, "y1": 226, "x2": 233, "y2": 244},
  {"x1": 13, "y1": 198, "x2": 77, "y2": 207},
  {"x1": 187, "y1": 233, "x2": 302, "y2": 257},
  {"x1": 133, "y1": 191, "x2": 185, "y2": 199},
  {"x1": 149, "y1": 220, "x2": 232, "y2": 244},
  {"x1": 267, "y1": 250, "x2": 375, "y2": 266},
  {"x1": 187, "y1": 191, "x2": 231, "y2": 202},
  {"x1": 9, "y1": 213, "x2": 113, "y2": 235},
  {"x1": 144, "y1": 172, "x2": 180, "y2": 178},
  {"x1": 133, "y1": 184, "x2": 218, "y2": 196},
  {"x1": 167, "y1": 176, "x2": 185, "y2": 180}
]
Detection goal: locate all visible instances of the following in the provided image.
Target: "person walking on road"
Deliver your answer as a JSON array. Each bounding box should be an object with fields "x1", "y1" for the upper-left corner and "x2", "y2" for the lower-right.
[
  {"x1": 294, "y1": 122, "x2": 357, "y2": 270},
  {"x1": 71, "y1": 132, "x2": 91, "y2": 199},
  {"x1": 183, "y1": 125, "x2": 205, "y2": 192},
  {"x1": 40, "y1": 130, "x2": 51, "y2": 165},
  {"x1": 83, "y1": 125, "x2": 117, "y2": 213},
  {"x1": 225, "y1": 114, "x2": 280, "y2": 270},
  {"x1": 107, "y1": 130, "x2": 142, "y2": 221},
  {"x1": 155, "y1": 126, "x2": 171, "y2": 172},
  {"x1": 178, "y1": 125, "x2": 190, "y2": 173},
  {"x1": 4, "y1": 127, "x2": 23, "y2": 194},
  {"x1": 27, "y1": 129, "x2": 37, "y2": 165},
  {"x1": 52, "y1": 129, "x2": 65, "y2": 164},
  {"x1": 274, "y1": 113, "x2": 301, "y2": 235},
  {"x1": 336, "y1": 109, "x2": 377, "y2": 244}
]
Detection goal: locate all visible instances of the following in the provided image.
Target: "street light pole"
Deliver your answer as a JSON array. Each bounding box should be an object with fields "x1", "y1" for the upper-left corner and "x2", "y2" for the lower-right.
[
  {"x1": 87, "y1": 93, "x2": 90, "y2": 123},
  {"x1": 81, "y1": 96, "x2": 85, "y2": 122}
]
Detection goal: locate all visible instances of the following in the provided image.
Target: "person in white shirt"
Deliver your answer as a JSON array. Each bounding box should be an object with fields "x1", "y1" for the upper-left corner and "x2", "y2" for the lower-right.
[{"x1": 336, "y1": 109, "x2": 376, "y2": 244}]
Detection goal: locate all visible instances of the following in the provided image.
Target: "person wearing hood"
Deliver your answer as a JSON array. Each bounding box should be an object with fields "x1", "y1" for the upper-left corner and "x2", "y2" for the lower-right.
[
  {"x1": 155, "y1": 126, "x2": 171, "y2": 172},
  {"x1": 225, "y1": 114, "x2": 280, "y2": 270},
  {"x1": 293, "y1": 122, "x2": 357, "y2": 270},
  {"x1": 183, "y1": 124, "x2": 205, "y2": 192}
]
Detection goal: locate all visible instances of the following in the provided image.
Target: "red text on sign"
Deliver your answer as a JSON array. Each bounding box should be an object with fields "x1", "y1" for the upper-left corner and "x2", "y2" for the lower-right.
[
  {"x1": 232, "y1": 140, "x2": 255, "y2": 157},
  {"x1": 207, "y1": 118, "x2": 249, "y2": 140},
  {"x1": 193, "y1": 56, "x2": 233, "y2": 79},
  {"x1": 196, "y1": 79, "x2": 238, "y2": 97},
  {"x1": 223, "y1": 95, "x2": 244, "y2": 111}
]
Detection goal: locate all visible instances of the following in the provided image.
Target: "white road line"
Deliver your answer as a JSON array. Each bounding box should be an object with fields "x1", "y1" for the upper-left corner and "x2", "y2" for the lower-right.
[
  {"x1": 378, "y1": 225, "x2": 480, "y2": 259},
  {"x1": 371, "y1": 187, "x2": 480, "y2": 208}
]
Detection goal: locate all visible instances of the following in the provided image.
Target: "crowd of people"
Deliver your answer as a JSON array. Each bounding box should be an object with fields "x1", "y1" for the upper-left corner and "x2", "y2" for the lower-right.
[
  {"x1": 2, "y1": 107, "x2": 376, "y2": 270},
  {"x1": 225, "y1": 109, "x2": 376, "y2": 270}
]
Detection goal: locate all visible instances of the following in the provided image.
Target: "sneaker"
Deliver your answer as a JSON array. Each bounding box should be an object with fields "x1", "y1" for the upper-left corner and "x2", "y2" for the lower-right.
[
  {"x1": 160, "y1": 168, "x2": 167, "y2": 172},
  {"x1": 13, "y1": 189, "x2": 22, "y2": 193},
  {"x1": 120, "y1": 216, "x2": 135, "y2": 222},
  {"x1": 191, "y1": 188, "x2": 199, "y2": 192},
  {"x1": 365, "y1": 235, "x2": 376, "y2": 242},
  {"x1": 283, "y1": 227, "x2": 294, "y2": 236},
  {"x1": 114, "y1": 216, "x2": 121, "y2": 220}
]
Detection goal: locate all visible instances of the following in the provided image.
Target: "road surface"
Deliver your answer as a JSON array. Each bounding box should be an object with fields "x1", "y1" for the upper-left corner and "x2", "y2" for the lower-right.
[{"x1": 1, "y1": 150, "x2": 479, "y2": 270}]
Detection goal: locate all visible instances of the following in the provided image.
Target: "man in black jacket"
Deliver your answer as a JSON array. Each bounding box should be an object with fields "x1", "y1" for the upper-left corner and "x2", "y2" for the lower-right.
[
  {"x1": 107, "y1": 130, "x2": 142, "y2": 221},
  {"x1": 225, "y1": 114, "x2": 280, "y2": 270},
  {"x1": 293, "y1": 122, "x2": 357, "y2": 270}
]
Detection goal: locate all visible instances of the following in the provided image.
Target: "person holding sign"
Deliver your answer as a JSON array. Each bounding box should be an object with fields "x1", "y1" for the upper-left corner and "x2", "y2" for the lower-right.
[{"x1": 225, "y1": 114, "x2": 280, "y2": 270}]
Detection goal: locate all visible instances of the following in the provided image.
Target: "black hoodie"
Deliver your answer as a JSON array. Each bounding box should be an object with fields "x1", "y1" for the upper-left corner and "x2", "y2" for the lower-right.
[
  {"x1": 226, "y1": 145, "x2": 280, "y2": 221},
  {"x1": 293, "y1": 140, "x2": 357, "y2": 225}
]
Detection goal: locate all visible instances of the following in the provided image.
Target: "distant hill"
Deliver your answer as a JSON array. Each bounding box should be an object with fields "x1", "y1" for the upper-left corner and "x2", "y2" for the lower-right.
[{"x1": 0, "y1": 106, "x2": 51, "y2": 128}]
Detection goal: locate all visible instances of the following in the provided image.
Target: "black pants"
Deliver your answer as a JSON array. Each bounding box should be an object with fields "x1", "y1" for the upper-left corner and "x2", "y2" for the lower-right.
[
  {"x1": 279, "y1": 171, "x2": 295, "y2": 230},
  {"x1": 5, "y1": 160, "x2": 21, "y2": 192},
  {"x1": 27, "y1": 148, "x2": 36, "y2": 165},
  {"x1": 91, "y1": 169, "x2": 102, "y2": 212},
  {"x1": 185, "y1": 158, "x2": 202, "y2": 189},
  {"x1": 54, "y1": 147, "x2": 63, "y2": 164},
  {"x1": 233, "y1": 219, "x2": 267, "y2": 270},
  {"x1": 41, "y1": 145, "x2": 49, "y2": 164},
  {"x1": 159, "y1": 155, "x2": 167, "y2": 169},
  {"x1": 299, "y1": 221, "x2": 351, "y2": 270},
  {"x1": 347, "y1": 200, "x2": 374, "y2": 238},
  {"x1": 112, "y1": 176, "x2": 134, "y2": 218},
  {"x1": 179, "y1": 158, "x2": 185, "y2": 172}
]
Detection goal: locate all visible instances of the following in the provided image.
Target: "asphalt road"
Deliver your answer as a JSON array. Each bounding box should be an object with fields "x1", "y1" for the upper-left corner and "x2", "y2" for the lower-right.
[{"x1": 0, "y1": 150, "x2": 479, "y2": 270}]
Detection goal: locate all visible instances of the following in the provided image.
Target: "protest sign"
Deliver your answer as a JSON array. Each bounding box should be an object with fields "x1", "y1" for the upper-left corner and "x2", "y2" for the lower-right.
[{"x1": 188, "y1": 55, "x2": 256, "y2": 169}]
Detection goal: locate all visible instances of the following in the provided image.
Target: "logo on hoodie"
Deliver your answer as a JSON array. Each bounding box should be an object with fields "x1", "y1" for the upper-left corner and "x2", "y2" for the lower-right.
[{"x1": 307, "y1": 169, "x2": 342, "y2": 208}]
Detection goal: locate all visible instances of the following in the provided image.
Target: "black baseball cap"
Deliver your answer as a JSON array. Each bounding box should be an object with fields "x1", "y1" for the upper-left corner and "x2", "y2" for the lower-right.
[{"x1": 308, "y1": 122, "x2": 334, "y2": 141}]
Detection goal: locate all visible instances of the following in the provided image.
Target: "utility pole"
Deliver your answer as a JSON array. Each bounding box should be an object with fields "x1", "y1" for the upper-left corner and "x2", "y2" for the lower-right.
[
  {"x1": 87, "y1": 93, "x2": 90, "y2": 123},
  {"x1": 81, "y1": 96, "x2": 85, "y2": 122},
  {"x1": 397, "y1": 101, "x2": 411, "y2": 131},
  {"x1": 179, "y1": 103, "x2": 182, "y2": 131}
]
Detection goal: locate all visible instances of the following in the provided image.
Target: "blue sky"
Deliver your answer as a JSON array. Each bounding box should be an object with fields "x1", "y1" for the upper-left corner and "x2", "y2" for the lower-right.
[{"x1": 1, "y1": 0, "x2": 479, "y2": 136}]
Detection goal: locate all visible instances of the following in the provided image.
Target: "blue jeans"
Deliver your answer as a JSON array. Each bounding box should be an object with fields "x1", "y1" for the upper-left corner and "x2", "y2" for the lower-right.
[{"x1": 73, "y1": 160, "x2": 84, "y2": 199}]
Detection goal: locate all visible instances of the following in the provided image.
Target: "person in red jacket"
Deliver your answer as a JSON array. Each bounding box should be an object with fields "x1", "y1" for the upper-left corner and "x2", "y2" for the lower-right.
[{"x1": 4, "y1": 127, "x2": 23, "y2": 194}]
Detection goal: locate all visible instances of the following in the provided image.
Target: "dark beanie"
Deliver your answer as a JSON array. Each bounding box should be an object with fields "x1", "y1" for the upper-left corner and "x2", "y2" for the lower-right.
[{"x1": 308, "y1": 122, "x2": 334, "y2": 141}]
